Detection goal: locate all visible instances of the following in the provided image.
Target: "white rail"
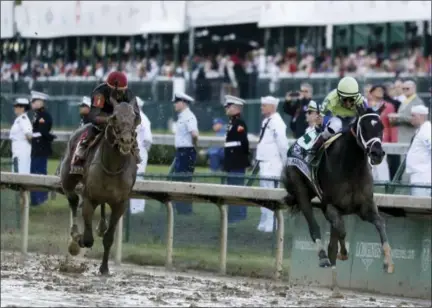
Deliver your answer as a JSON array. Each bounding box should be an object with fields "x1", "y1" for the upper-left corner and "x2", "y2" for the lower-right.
[
  {"x1": 0, "y1": 129, "x2": 410, "y2": 154},
  {"x1": 1, "y1": 172, "x2": 430, "y2": 279}
]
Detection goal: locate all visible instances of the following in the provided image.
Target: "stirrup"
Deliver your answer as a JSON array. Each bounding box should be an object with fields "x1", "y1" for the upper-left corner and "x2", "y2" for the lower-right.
[{"x1": 70, "y1": 166, "x2": 84, "y2": 175}]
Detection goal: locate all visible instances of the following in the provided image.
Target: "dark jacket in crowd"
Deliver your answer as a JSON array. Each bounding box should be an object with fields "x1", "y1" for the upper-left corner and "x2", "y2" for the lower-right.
[
  {"x1": 223, "y1": 114, "x2": 250, "y2": 172},
  {"x1": 383, "y1": 94, "x2": 402, "y2": 112},
  {"x1": 31, "y1": 108, "x2": 55, "y2": 157},
  {"x1": 283, "y1": 97, "x2": 311, "y2": 138}
]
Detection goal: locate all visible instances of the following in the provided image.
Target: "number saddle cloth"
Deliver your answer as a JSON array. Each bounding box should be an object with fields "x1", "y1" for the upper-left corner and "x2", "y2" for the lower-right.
[{"x1": 286, "y1": 128, "x2": 342, "y2": 200}]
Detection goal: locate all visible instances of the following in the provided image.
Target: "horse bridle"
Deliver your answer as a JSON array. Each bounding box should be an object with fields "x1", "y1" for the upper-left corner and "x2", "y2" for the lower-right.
[
  {"x1": 355, "y1": 113, "x2": 382, "y2": 154},
  {"x1": 99, "y1": 123, "x2": 127, "y2": 175}
]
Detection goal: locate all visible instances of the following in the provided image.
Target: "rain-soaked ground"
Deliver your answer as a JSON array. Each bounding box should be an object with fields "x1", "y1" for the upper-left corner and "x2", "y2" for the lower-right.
[{"x1": 1, "y1": 252, "x2": 431, "y2": 307}]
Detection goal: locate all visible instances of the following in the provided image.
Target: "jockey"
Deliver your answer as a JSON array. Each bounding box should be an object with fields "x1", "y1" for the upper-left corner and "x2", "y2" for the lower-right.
[
  {"x1": 70, "y1": 71, "x2": 141, "y2": 175},
  {"x1": 306, "y1": 76, "x2": 366, "y2": 161}
]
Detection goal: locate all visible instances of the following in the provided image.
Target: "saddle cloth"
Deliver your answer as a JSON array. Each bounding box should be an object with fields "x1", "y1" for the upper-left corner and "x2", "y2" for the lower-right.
[{"x1": 286, "y1": 130, "x2": 342, "y2": 200}]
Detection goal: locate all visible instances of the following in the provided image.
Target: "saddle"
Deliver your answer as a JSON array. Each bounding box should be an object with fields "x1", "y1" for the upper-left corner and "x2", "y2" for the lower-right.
[{"x1": 287, "y1": 132, "x2": 342, "y2": 200}]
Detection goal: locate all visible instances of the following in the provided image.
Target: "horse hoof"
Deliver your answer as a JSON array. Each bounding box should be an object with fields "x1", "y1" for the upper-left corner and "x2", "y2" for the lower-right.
[
  {"x1": 99, "y1": 267, "x2": 110, "y2": 276},
  {"x1": 331, "y1": 288, "x2": 344, "y2": 299},
  {"x1": 337, "y1": 253, "x2": 349, "y2": 261},
  {"x1": 68, "y1": 240, "x2": 81, "y2": 256},
  {"x1": 96, "y1": 224, "x2": 107, "y2": 238},
  {"x1": 319, "y1": 258, "x2": 331, "y2": 268},
  {"x1": 384, "y1": 263, "x2": 395, "y2": 274}
]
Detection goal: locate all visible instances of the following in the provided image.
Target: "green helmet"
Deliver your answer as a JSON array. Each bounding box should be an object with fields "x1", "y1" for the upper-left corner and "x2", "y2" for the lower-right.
[{"x1": 337, "y1": 77, "x2": 359, "y2": 98}]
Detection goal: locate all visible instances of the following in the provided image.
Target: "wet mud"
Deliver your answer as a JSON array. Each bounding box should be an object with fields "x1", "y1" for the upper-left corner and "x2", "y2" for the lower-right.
[{"x1": 1, "y1": 252, "x2": 430, "y2": 307}]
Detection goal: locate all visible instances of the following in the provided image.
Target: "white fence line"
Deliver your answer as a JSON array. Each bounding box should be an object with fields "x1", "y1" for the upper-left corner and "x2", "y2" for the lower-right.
[
  {"x1": 1, "y1": 172, "x2": 430, "y2": 279},
  {"x1": 0, "y1": 129, "x2": 410, "y2": 154}
]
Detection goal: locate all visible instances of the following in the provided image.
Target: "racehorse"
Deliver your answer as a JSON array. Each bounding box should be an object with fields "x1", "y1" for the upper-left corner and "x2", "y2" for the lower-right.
[
  {"x1": 282, "y1": 108, "x2": 394, "y2": 290},
  {"x1": 59, "y1": 99, "x2": 138, "y2": 275}
]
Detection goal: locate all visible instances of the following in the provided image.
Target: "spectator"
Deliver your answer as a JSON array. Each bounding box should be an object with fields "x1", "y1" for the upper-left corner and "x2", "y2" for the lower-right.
[
  {"x1": 305, "y1": 100, "x2": 320, "y2": 133},
  {"x1": 383, "y1": 82, "x2": 401, "y2": 112},
  {"x1": 282, "y1": 83, "x2": 314, "y2": 138},
  {"x1": 255, "y1": 96, "x2": 288, "y2": 233},
  {"x1": 206, "y1": 118, "x2": 225, "y2": 172},
  {"x1": 393, "y1": 79, "x2": 406, "y2": 103},
  {"x1": 130, "y1": 97, "x2": 153, "y2": 214},
  {"x1": 30, "y1": 91, "x2": 55, "y2": 206},
  {"x1": 79, "y1": 96, "x2": 91, "y2": 127},
  {"x1": 388, "y1": 80, "x2": 425, "y2": 144},
  {"x1": 383, "y1": 82, "x2": 402, "y2": 179},
  {"x1": 172, "y1": 92, "x2": 198, "y2": 215},
  {"x1": 405, "y1": 105, "x2": 431, "y2": 196},
  {"x1": 223, "y1": 95, "x2": 250, "y2": 224},
  {"x1": 363, "y1": 83, "x2": 373, "y2": 104},
  {"x1": 9, "y1": 98, "x2": 33, "y2": 175},
  {"x1": 368, "y1": 85, "x2": 392, "y2": 182}
]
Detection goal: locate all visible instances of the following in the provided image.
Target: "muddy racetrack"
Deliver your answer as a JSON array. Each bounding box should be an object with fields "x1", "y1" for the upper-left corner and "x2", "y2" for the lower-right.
[{"x1": 1, "y1": 252, "x2": 430, "y2": 307}]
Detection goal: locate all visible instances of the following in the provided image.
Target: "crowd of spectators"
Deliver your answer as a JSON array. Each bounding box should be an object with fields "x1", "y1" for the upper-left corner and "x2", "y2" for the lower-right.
[{"x1": 1, "y1": 45, "x2": 431, "y2": 82}]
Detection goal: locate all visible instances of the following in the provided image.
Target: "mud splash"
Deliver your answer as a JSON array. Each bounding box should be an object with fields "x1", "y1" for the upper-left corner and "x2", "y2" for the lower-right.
[{"x1": 1, "y1": 252, "x2": 430, "y2": 307}]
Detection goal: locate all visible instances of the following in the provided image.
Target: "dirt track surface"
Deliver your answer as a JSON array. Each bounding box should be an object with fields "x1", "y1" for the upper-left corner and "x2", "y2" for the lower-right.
[{"x1": 1, "y1": 252, "x2": 430, "y2": 307}]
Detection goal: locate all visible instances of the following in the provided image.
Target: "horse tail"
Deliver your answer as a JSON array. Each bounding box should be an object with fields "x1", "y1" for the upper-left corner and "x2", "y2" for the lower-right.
[{"x1": 281, "y1": 164, "x2": 301, "y2": 214}]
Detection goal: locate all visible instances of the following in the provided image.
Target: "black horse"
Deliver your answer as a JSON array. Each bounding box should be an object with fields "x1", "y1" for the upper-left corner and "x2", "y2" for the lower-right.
[{"x1": 282, "y1": 108, "x2": 394, "y2": 291}]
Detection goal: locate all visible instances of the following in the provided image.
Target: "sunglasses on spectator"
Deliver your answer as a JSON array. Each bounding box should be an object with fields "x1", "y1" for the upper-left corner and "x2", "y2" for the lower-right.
[
  {"x1": 403, "y1": 87, "x2": 411, "y2": 91},
  {"x1": 300, "y1": 89, "x2": 309, "y2": 93},
  {"x1": 306, "y1": 110, "x2": 317, "y2": 114}
]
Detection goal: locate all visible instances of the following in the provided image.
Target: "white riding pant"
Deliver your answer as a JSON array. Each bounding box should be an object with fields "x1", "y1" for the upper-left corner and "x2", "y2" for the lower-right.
[
  {"x1": 322, "y1": 116, "x2": 352, "y2": 140},
  {"x1": 11, "y1": 142, "x2": 31, "y2": 174},
  {"x1": 258, "y1": 160, "x2": 282, "y2": 232},
  {"x1": 130, "y1": 150, "x2": 148, "y2": 214},
  {"x1": 409, "y1": 172, "x2": 431, "y2": 197}
]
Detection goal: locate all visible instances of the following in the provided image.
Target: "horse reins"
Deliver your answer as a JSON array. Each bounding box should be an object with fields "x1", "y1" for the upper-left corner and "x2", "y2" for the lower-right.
[
  {"x1": 355, "y1": 113, "x2": 382, "y2": 154},
  {"x1": 98, "y1": 123, "x2": 128, "y2": 175}
]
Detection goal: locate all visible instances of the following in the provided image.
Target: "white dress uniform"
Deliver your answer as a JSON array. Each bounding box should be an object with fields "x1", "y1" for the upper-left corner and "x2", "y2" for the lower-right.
[
  {"x1": 406, "y1": 106, "x2": 431, "y2": 196},
  {"x1": 256, "y1": 96, "x2": 289, "y2": 232},
  {"x1": 9, "y1": 98, "x2": 33, "y2": 174},
  {"x1": 130, "y1": 97, "x2": 153, "y2": 214},
  {"x1": 174, "y1": 92, "x2": 198, "y2": 149}
]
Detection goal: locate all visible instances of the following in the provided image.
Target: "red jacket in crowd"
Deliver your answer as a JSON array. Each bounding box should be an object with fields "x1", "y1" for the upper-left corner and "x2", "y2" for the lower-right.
[{"x1": 379, "y1": 101, "x2": 398, "y2": 143}]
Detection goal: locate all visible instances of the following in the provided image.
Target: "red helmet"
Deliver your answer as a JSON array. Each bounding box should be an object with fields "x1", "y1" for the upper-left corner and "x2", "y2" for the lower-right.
[{"x1": 106, "y1": 71, "x2": 128, "y2": 90}]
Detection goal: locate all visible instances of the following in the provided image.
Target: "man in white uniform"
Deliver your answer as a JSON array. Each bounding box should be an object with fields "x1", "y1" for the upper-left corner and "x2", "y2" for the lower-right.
[
  {"x1": 172, "y1": 92, "x2": 199, "y2": 215},
  {"x1": 405, "y1": 105, "x2": 431, "y2": 196},
  {"x1": 130, "y1": 97, "x2": 153, "y2": 214},
  {"x1": 9, "y1": 98, "x2": 33, "y2": 174},
  {"x1": 256, "y1": 96, "x2": 289, "y2": 232}
]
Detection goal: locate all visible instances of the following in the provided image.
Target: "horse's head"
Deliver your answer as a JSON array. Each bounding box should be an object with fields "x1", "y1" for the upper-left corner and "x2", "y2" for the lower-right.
[
  {"x1": 354, "y1": 108, "x2": 385, "y2": 165},
  {"x1": 106, "y1": 98, "x2": 136, "y2": 155}
]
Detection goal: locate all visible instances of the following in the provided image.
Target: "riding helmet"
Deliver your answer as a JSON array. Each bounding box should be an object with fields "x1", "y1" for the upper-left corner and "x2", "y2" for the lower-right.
[
  {"x1": 337, "y1": 76, "x2": 359, "y2": 98},
  {"x1": 106, "y1": 71, "x2": 128, "y2": 90}
]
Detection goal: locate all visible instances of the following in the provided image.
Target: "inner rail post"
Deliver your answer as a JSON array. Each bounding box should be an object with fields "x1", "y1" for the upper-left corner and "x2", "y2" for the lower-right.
[
  {"x1": 274, "y1": 208, "x2": 285, "y2": 280},
  {"x1": 20, "y1": 190, "x2": 30, "y2": 255},
  {"x1": 165, "y1": 201, "x2": 174, "y2": 269},
  {"x1": 218, "y1": 203, "x2": 228, "y2": 275}
]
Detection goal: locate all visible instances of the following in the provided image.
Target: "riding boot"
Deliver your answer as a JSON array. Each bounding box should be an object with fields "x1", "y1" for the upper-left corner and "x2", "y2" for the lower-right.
[
  {"x1": 70, "y1": 127, "x2": 96, "y2": 175},
  {"x1": 306, "y1": 135, "x2": 326, "y2": 164}
]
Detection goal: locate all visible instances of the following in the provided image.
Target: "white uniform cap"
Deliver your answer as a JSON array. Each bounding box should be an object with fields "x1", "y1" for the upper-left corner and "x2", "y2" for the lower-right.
[
  {"x1": 136, "y1": 96, "x2": 144, "y2": 107},
  {"x1": 80, "y1": 96, "x2": 91, "y2": 107},
  {"x1": 172, "y1": 92, "x2": 194, "y2": 103},
  {"x1": 411, "y1": 105, "x2": 429, "y2": 115},
  {"x1": 307, "y1": 100, "x2": 318, "y2": 111},
  {"x1": 14, "y1": 97, "x2": 30, "y2": 106},
  {"x1": 224, "y1": 95, "x2": 245, "y2": 107},
  {"x1": 30, "y1": 90, "x2": 49, "y2": 101},
  {"x1": 260, "y1": 96, "x2": 279, "y2": 106}
]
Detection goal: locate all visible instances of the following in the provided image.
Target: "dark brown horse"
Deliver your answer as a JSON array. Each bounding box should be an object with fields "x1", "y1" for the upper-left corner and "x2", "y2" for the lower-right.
[
  {"x1": 60, "y1": 101, "x2": 138, "y2": 275},
  {"x1": 282, "y1": 108, "x2": 394, "y2": 292}
]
